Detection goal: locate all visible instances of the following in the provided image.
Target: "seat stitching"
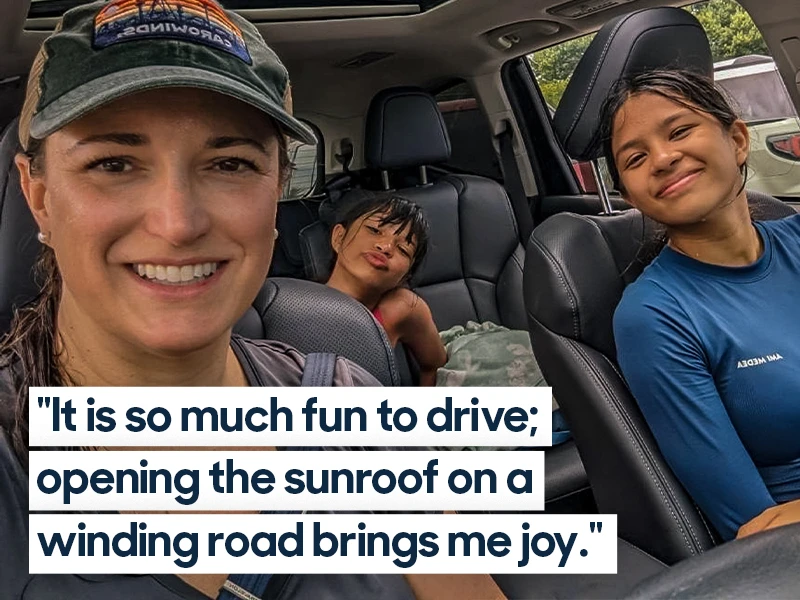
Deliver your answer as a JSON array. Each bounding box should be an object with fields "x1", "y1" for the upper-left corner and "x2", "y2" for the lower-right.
[
  {"x1": 603, "y1": 358, "x2": 706, "y2": 549},
  {"x1": 565, "y1": 15, "x2": 630, "y2": 139},
  {"x1": 530, "y1": 233, "x2": 580, "y2": 339},
  {"x1": 560, "y1": 337, "x2": 700, "y2": 556},
  {"x1": 448, "y1": 178, "x2": 481, "y2": 320}
]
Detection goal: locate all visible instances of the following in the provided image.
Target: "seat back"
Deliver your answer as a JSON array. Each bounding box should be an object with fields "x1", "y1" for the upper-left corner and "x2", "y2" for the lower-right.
[
  {"x1": 527, "y1": 6, "x2": 797, "y2": 564},
  {"x1": 301, "y1": 87, "x2": 527, "y2": 332},
  {"x1": 525, "y1": 196, "x2": 794, "y2": 564},
  {"x1": 0, "y1": 119, "x2": 398, "y2": 385},
  {"x1": 235, "y1": 277, "x2": 399, "y2": 385}
]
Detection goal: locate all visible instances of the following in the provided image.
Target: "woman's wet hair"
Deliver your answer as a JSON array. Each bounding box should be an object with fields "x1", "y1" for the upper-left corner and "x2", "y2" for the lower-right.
[
  {"x1": 0, "y1": 130, "x2": 292, "y2": 470},
  {"x1": 332, "y1": 192, "x2": 430, "y2": 281},
  {"x1": 598, "y1": 68, "x2": 744, "y2": 192}
]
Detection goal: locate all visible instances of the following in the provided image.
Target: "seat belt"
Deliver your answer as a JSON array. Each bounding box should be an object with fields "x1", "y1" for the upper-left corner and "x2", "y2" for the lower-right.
[
  {"x1": 497, "y1": 123, "x2": 534, "y2": 244},
  {"x1": 300, "y1": 352, "x2": 337, "y2": 386},
  {"x1": 217, "y1": 353, "x2": 337, "y2": 599}
]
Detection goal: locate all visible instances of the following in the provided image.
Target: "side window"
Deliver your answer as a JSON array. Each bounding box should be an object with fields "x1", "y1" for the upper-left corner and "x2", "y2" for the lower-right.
[
  {"x1": 435, "y1": 82, "x2": 502, "y2": 180},
  {"x1": 281, "y1": 120, "x2": 324, "y2": 201},
  {"x1": 528, "y1": 0, "x2": 800, "y2": 199}
]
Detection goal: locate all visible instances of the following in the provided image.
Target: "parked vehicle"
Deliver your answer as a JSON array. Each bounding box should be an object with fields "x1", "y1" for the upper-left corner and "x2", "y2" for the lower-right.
[{"x1": 715, "y1": 55, "x2": 800, "y2": 197}]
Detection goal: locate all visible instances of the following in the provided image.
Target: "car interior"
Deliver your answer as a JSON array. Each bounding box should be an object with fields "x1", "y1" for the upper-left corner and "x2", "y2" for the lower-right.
[{"x1": 1, "y1": 0, "x2": 799, "y2": 597}]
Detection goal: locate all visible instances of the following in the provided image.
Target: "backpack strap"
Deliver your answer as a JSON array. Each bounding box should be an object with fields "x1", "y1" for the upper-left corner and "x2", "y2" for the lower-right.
[
  {"x1": 301, "y1": 352, "x2": 337, "y2": 386},
  {"x1": 217, "y1": 354, "x2": 336, "y2": 599}
]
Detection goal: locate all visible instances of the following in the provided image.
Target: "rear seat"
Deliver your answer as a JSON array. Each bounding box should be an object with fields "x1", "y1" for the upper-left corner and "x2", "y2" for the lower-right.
[
  {"x1": 298, "y1": 86, "x2": 590, "y2": 510},
  {"x1": 300, "y1": 86, "x2": 527, "y2": 332}
]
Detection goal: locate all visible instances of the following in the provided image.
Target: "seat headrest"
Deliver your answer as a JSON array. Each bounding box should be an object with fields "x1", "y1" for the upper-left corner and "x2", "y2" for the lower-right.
[
  {"x1": 365, "y1": 86, "x2": 451, "y2": 170},
  {"x1": 553, "y1": 7, "x2": 713, "y2": 161},
  {"x1": 0, "y1": 118, "x2": 40, "y2": 335}
]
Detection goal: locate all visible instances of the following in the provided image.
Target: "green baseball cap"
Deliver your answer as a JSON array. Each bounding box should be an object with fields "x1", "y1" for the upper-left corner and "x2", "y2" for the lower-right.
[{"x1": 19, "y1": 0, "x2": 316, "y2": 150}]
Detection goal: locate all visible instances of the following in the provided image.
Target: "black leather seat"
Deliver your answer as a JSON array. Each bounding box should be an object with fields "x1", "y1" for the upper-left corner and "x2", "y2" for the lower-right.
[
  {"x1": 301, "y1": 86, "x2": 528, "y2": 332},
  {"x1": 0, "y1": 118, "x2": 399, "y2": 386},
  {"x1": 525, "y1": 7, "x2": 797, "y2": 565}
]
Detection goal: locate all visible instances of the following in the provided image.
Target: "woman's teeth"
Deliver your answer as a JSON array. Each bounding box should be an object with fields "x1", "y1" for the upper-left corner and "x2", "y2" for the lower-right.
[{"x1": 133, "y1": 262, "x2": 218, "y2": 284}]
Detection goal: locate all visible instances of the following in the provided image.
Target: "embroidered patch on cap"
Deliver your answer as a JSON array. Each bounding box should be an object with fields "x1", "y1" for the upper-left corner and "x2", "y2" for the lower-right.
[{"x1": 93, "y1": 0, "x2": 251, "y2": 64}]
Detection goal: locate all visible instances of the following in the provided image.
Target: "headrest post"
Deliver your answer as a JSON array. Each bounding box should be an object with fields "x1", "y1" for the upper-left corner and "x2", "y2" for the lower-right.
[
  {"x1": 591, "y1": 160, "x2": 615, "y2": 215},
  {"x1": 381, "y1": 170, "x2": 391, "y2": 191},
  {"x1": 419, "y1": 165, "x2": 428, "y2": 186}
]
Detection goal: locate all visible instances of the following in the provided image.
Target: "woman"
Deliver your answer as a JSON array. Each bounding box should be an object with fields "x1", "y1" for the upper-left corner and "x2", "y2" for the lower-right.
[
  {"x1": 326, "y1": 193, "x2": 447, "y2": 386},
  {"x1": 0, "y1": 1, "x2": 506, "y2": 599},
  {"x1": 605, "y1": 69, "x2": 800, "y2": 542}
]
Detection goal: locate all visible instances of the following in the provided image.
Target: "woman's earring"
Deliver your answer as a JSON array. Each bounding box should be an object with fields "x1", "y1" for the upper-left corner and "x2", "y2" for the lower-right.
[
  {"x1": 274, "y1": 228, "x2": 279, "y2": 240},
  {"x1": 36, "y1": 231, "x2": 49, "y2": 244}
]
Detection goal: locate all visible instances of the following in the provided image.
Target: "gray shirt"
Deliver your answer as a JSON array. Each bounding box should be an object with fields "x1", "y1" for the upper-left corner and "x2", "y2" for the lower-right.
[{"x1": 0, "y1": 337, "x2": 415, "y2": 600}]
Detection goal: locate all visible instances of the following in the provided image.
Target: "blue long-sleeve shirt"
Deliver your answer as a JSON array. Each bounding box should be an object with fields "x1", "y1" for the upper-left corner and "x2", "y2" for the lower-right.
[{"x1": 614, "y1": 214, "x2": 800, "y2": 540}]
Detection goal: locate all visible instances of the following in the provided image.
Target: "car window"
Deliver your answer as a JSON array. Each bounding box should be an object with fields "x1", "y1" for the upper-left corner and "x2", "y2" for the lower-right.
[
  {"x1": 280, "y1": 120, "x2": 324, "y2": 201},
  {"x1": 528, "y1": 0, "x2": 800, "y2": 199},
  {"x1": 435, "y1": 81, "x2": 503, "y2": 180},
  {"x1": 714, "y1": 57, "x2": 798, "y2": 123}
]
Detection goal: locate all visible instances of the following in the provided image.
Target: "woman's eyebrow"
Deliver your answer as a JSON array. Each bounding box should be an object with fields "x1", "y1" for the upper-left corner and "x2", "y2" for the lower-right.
[
  {"x1": 207, "y1": 136, "x2": 268, "y2": 154},
  {"x1": 67, "y1": 132, "x2": 147, "y2": 154}
]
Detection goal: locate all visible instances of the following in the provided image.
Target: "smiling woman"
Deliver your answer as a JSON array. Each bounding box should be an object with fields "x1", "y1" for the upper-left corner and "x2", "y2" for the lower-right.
[{"x1": 21, "y1": 89, "x2": 286, "y2": 361}]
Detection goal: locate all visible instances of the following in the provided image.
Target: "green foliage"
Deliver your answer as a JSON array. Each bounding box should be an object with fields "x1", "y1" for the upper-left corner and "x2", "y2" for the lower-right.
[
  {"x1": 531, "y1": 0, "x2": 768, "y2": 108},
  {"x1": 686, "y1": 0, "x2": 768, "y2": 60},
  {"x1": 529, "y1": 34, "x2": 593, "y2": 108}
]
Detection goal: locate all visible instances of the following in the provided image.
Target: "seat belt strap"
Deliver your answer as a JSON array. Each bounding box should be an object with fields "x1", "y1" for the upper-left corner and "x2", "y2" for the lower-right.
[
  {"x1": 497, "y1": 124, "x2": 534, "y2": 244},
  {"x1": 301, "y1": 352, "x2": 337, "y2": 386}
]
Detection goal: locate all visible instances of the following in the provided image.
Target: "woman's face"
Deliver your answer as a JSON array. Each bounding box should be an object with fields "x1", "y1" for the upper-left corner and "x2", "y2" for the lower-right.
[
  {"x1": 17, "y1": 88, "x2": 283, "y2": 355},
  {"x1": 611, "y1": 92, "x2": 749, "y2": 226},
  {"x1": 331, "y1": 211, "x2": 417, "y2": 293}
]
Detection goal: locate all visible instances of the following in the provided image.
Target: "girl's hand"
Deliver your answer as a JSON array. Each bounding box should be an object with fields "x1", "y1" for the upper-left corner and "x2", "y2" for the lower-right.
[{"x1": 737, "y1": 499, "x2": 800, "y2": 539}]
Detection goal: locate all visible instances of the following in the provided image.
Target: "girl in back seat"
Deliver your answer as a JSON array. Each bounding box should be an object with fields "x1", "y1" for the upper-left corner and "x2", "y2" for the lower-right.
[
  {"x1": 326, "y1": 193, "x2": 447, "y2": 385},
  {"x1": 605, "y1": 69, "x2": 800, "y2": 542}
]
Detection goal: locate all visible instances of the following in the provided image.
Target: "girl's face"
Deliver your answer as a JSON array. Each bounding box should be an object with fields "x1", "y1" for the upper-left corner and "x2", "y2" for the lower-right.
[
  {"x1": 611, "y1": 91, "x2": 749, "y2": 226},
  {"x1": 331, "y1": 211, "x2": 417, "y2": 293},
  {"x1": 16, "y1": 88, "x2": 283, "y2": 355}
]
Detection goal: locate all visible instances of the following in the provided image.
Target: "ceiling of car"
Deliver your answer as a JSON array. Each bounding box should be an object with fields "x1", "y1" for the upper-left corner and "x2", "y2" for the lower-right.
[{"x1": 1, "y1": 0, "x2": 798, "y2": 127}]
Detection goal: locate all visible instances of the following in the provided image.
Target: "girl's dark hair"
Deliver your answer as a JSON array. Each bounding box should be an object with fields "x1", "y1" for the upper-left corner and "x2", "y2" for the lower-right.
[
  {"x1": 597, "y1": 68, "x2": 749, "y2": 263},
  {"x1": 332, "y1": 192, "x2": 430, "y2": 281},
  {"x1": 0, "y1": 131, "x2": 292, "y2": 470}
]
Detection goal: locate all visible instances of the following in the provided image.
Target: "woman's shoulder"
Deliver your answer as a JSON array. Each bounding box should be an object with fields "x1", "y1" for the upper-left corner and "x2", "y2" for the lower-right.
[{"x1": 232, "y1": 336, "x2": 380, "y2": 387}]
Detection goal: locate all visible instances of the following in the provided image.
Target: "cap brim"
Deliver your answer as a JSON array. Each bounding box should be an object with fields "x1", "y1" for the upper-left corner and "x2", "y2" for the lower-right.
[{"x1": 29, "y1": 65, "x2": 318, "y2": 145}]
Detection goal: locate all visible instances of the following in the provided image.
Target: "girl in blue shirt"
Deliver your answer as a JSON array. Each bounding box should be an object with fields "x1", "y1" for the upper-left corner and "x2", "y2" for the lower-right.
[{"x1": 602, "y1": 69, "x2": 800, "y2": 541}]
